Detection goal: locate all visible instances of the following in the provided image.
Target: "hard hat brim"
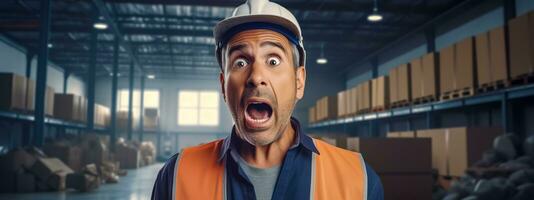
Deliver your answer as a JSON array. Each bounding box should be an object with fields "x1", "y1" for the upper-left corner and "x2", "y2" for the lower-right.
[{"x1": 214, "y1": 14, "x2": 302, "y2": 45}]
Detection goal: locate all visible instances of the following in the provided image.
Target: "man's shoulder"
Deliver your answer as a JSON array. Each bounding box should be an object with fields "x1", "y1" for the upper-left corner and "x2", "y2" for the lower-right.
[{"x1": 312, "y1": 138, "x2": 362, "y2": 157}]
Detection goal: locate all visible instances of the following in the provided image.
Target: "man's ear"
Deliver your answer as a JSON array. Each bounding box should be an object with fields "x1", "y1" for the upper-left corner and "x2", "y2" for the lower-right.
[
  {"x1": 219, "y1": 72, "x2": 227, "y2": 102},
  {"x1": 295, "y1": 66, "x2": 306, "y2": 100}
]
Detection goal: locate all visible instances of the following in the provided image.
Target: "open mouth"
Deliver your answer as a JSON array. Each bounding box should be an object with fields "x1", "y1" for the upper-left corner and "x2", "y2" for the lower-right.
[{"x1": 244, "y1": 100, "x2": 273, "y2": 129}]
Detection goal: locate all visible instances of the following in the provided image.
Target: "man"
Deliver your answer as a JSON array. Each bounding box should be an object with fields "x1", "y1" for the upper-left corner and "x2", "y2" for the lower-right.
[{"x1": 152, "y1": 0, "x2": 383, "y2": 199}]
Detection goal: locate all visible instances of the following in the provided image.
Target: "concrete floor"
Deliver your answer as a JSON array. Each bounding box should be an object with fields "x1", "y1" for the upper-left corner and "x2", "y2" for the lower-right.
[{"x1": 0, "y1": 163, "x2": 164, "y2": 200}]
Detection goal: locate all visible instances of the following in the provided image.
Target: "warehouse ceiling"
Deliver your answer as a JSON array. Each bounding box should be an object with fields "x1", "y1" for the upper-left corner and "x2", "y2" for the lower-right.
[{"x1": 0, "y1": 0, "x2": 467, "y2": 79}]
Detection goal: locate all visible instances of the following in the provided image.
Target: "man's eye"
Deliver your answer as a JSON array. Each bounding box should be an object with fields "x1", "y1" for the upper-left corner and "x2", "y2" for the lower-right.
[
  {"x1": 233, "y1": 58, "x2": 248, "y2": 68},
  {"x1": 267, "y1": 57, "x2": 280, "y2": 66}
]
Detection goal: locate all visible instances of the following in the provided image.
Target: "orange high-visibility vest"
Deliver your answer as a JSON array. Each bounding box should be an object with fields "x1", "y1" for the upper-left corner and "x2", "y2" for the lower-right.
[{"x1": 173, "y1": 139, "x2": 368, "y2": 200}]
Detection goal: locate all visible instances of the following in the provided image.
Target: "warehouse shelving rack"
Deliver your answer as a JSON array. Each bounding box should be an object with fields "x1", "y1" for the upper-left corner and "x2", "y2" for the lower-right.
[{"x1": 309, "y1": 84, "x2": 534, "y2": 136}]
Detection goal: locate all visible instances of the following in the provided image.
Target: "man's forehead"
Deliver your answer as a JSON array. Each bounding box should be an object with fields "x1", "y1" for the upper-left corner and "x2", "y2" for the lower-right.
[{"x1": 226, "y1": 29, "x2": 291, "y2": 48}]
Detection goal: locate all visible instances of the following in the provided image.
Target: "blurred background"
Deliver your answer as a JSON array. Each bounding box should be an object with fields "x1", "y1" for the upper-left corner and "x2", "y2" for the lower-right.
[{"x1": 0, "y1": 0, "x2": 534, "y2": 199}]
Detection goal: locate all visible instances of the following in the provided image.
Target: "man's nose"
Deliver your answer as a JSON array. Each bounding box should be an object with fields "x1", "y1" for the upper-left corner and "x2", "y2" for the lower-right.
[{"x1": 246, "y1": 61, "x2": 268, "y2": 88}]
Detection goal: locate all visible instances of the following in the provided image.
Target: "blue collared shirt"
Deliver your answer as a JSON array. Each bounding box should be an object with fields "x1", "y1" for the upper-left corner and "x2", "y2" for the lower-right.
[{"x1": 152, "y1": 118, "x2": 384, "y2": 200}]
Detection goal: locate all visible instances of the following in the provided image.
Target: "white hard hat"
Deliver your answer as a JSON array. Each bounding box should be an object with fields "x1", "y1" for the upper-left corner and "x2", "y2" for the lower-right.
[{"x1": 214, "y1": 0, "x2": 306, "y2": 68}]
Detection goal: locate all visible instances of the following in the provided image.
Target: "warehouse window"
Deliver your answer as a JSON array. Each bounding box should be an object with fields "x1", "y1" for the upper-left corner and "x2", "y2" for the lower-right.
[
  {"x1": 117, "y1": 90, "x2": 160, "y2": 117},
  {"x1": 178, "y1": 90, "x2": 219, "y2": 126}
]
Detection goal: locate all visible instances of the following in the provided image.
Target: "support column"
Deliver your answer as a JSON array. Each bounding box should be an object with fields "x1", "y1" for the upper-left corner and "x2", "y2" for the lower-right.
[
  {"x1": 139, "y1": 74, "x2": 145, "y2": 142},
  {"x1": 127, "y1": 61, "x2": 134, "y2": 140},
  {"x1": 110, "y1": 36, "x2": 119, "y2": 151},
  {"x1": 86, "y1": 13, "x2": 97, "y2": 131},
  {"x1": 63, "y1": 70, "x2": 70, "y2": 94},
  {"x1": 33, "y1": 0, "x2": 51, "y2": 147}
]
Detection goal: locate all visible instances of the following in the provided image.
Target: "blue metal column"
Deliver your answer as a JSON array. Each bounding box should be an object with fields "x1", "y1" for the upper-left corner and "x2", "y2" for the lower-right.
[
  {"x1": 139, "y1": 74, "x2": 145, "y2": 142},
  {"x1": 110, "y1": 36, "x2": 119, "y2": 151},
  {"x1": 86, "y1": 13, "x2": 97, "y2": 131},
  {"x1": 127, "y1": 61, "x2": 134, "y2": 140},
  {"x1": 25, "y1": 53, "x2": 34, "y2": 78},
  {"x1": 63, "y1": 70, "x2": 70, "y2": 94},
  {"x1": 33, "y1": 0, "x2": 51, "y2": 147}
]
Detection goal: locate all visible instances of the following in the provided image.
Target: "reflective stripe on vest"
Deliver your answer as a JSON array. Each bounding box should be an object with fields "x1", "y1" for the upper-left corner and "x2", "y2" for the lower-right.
[{"x1": 173, "y1": 139, "x2": 367, "y2": 200}]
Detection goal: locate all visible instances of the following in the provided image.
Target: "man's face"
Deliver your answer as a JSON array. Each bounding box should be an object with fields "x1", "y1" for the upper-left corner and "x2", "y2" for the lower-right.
[{"x1": 219, "y1": 29, "x2": 306, "y2": 146}]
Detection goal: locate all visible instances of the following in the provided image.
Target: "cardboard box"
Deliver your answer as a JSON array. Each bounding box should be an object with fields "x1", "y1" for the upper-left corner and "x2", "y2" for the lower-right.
[
  {"x1": 45, "y1": 86, "x2": 55, "y2": 116},
  {"x1": 0, "y1": 148, "x2": 37, "y2": 172},
  {"x1": 455, "y1": 37, "x2": 476, "y2": 90},
  {"x1": 144, "y1": 115, "x2": 159, "y2": 130},
  {"x1": 350, "y1": 86, "x2": 358, "y2": 116},
  {"x1": 447, "y1": 127, "x2": 502, "y2": 176},
  {"x1": 371, "y1": 76, "x2": 389, "y2": 109},
  {"x1": 380, "y1": 173, "x2": 433, "y2": 200},
  {"x1": 440, "y1": 45, "x2": 456, "y2": 93},
  {"x1": 308, "y1": 107, "x2": 316, "y2": 124},
  {"x1": 508, "y1": 11, "x2": 534, "y2": 78},
  {"x1": 422, "y1": 52, "x2": 439, "y2": 97},
  {"x1": 387, "y1": 131, "x2": 415, "y2": 138},
  {"x1": 0, "y1": 73, "x2": 27, "y2": 111},
  {"x1": 401, "y1": 64, "x2": 411, "y2": 102},
  {"x1": 30, "y1": 158, "x2": 73, "y2": 184},
  {"x1": 389, "y1": 67, "x2": 399, "y2": 103},
  {"x1": 53, "y1": 94, "x2": 78, "y2": 121},
  {"x1": 357, "y1": 80, "x2": 371, "y2": 113},
  {"x1": 347, "y1": 138, "x2": 432, "y2": 173},
  {"x1": 410, "y1": 57, "x2": 423, "y2": 99},
  {"x1": 416, "y1": 129, "x2": 448, "y2": 176},
  {"x1": 145, "y1": 108, "x2": 159, "y2": 118},
  {"x1": 94, "y1": 104, "x2": 110, "y2": 127},
  {"x1": 81, "y1": 135, "x2": 109, "y2": 166},
  {"x1": 116, "y1": 143, "x2": 141, "y2": 169},
  {"x1": 337, "y1": 91, "x2": 347, "y2": 117},
  {"x1": 43, "y1": 143, "x2": 82, "y2": 171},
  {"x1": 476, "y1": 26, "x2": 508, "y2": 86},
  {"x1": 25, "y1": 79, "x2": 35, "y2": 112}
]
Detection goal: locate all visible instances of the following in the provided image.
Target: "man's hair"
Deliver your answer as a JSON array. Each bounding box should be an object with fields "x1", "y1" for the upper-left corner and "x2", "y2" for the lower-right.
[{"x1": 220, "y1": 43, "x2": 300, "y2": 72}]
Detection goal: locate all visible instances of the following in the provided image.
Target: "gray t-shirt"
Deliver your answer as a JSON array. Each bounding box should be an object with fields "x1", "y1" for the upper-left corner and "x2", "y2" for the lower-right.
[{"x1": 231, "y1": 150, "x2": 281, "y2": 200}]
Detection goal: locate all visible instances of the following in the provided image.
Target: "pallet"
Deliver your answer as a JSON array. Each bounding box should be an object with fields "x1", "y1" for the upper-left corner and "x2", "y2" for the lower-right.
[
  {"x1": 440, "y1": 87, "x2": 475, "y2": 101},
  {"x1": 509, "y1": 73, "x2": 534, "y2": 87},
  {"x1": 371, "y1": 106, "x2": 387, "y2": 112},
  {"x1": 390, "y1": 100, "x2": 410, "y2": 108},
  {"x1": 412, "y1": 95, "x2": 437, "y2": 105},
  {"x1": 477, "y1": 80, "x2": 509, "y2": 93}
]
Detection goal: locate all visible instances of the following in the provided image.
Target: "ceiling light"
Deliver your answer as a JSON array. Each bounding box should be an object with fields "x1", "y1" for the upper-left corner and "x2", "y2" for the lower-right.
[
  {"x1": 367, "y1": 0, "x2": 383, "y2": 22},
  {"x1": 316, "y1": 58, "x2": 328, "y2": 64},
  {"x1": 93, "y1": 22, "x2": 108, "y2": 30},
  {"x1": 47, "y1": 43, "x2": 53, "y2": 48},
  {"x1": 147, "y1": 74, "x2": 156, "y2": 79},
  {"x1": 316, "y1": 43, "x2": 327, "y2": 64}
]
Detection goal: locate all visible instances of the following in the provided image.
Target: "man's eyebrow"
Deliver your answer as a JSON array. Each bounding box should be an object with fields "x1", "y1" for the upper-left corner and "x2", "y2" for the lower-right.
[
  {"x1": 227, "y1": 44, "x2": 248, "y2": 56},
  {"x1": 260, "y1": 41, "x2": 287, "y2": 54}
]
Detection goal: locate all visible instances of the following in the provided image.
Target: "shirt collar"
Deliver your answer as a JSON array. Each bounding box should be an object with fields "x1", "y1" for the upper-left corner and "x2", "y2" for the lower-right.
[{"x1": 218, "y1": 117, "x2": 319, "y2": 162}]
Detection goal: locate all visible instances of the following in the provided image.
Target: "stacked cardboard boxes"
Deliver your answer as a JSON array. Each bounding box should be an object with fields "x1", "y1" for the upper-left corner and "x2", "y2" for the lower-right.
[
  {"x1": 411, "y1": 53, "x2": 439, "y2": 101},
  {"x1": 416, "y1": 127, "x2": 502, "y2": 176},
  {"x1": 371, "y1": 76, "x2": 389, "y2": 110},
  {"x1": 346, "y1": 137, "x2": 433, "y2": 200},
  {"x1": 389, "y1": 64, "x2": 411, "y2": 106},
  {"x1": 387, "y1": 131, "x2": 415, "y2": 138},
  {"x1": 508, "y1": 11, "x2": 534, "y2": 79},
  {"x1": 356, "y1": 80, "x2": 371, "y2": 113},
  {"x1": 308, "y1": 107, "x2": 316, "y2": 124},
  {"x1": 54, "y1": 94, "x2": 79, "y2": 122},
  {"x1": 475, "y1": 26, "x2": 508, "y2": 87},
  {"x1": 347, "y1": 86, "x2": 358, "y2": 116},
  {"x1": 94, "y1": 104, "x2": 110, "y2": 127},
  {"x1": 143, "y1": 108, "x2": 159, "y2": 130},
  {"x1": 117, "y1": 110, "x2": 139, "y2": 131},
  {"x1": 43, "y1": 142, "x2": 82, "y2": 171},
  {"x1": 0, "y1": 73, "x2": 27, "y2": 111},
  {"x1": 439, "y1": 37, "x2": 476, "y2": 95},
  {"x1": 337, "y1": 90, "x2": 347, "y2": 118},
  {"x1": 45, "y1": 87, "x2": 55, "y2": 116},
  {"x1": 314, "y1": 95, "x2": 338, "y2": 121}
]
